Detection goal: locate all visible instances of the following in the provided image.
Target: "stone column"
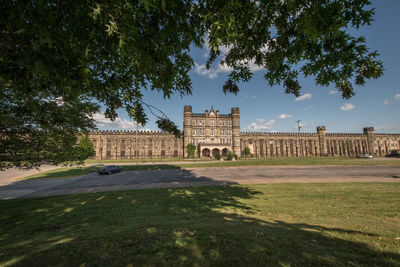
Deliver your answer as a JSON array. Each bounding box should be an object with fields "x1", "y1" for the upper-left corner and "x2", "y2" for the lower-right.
[
  {"x1": 317, "y1": 126, "x2": 328, "y2": 156},
  {"x1": 363, "y1": 127, "x2": 375, "y2": 155},
  {"x1": 231, "y1": 107, "x2": 241, "y2": 157},
  {"x1": 183, "y1": 105, "x2": 192, "y2": 158}
]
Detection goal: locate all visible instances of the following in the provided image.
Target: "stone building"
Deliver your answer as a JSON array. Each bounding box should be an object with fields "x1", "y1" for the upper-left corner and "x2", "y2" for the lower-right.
[
  {"x1": 183, "y1": 105, "x2": 240, "y2": 158},
  {"x1": 89, "y1": 130, "x2": 184, "y2": 160},
  {"x1": 89, "y1": 106, "x2": 400, "y2": 159}
]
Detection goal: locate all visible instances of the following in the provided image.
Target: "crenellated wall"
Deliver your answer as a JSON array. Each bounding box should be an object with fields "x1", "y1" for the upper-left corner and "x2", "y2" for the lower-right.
[
  {"x1": 375, "y1": 133, "x2": 400, "y2": 156},
  {"x1": 240, "y1": 128, "x2": 400, "y2": 158},
  {"x1": 88, "y1": 106, "x2": 400, "y2": 159},
  {"x1": 89, "y1": 130, "x2": 183, "y2": 160}
]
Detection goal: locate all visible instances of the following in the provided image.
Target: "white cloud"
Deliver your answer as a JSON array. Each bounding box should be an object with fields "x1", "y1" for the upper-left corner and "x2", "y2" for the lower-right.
[
  {"x1": 294, "y1": 93, "x2": 312, "y2": 102},
  {"x1": 277, "y1": 113, "x2": 292, "y2": 119},
  {"x1": 384, "y1": 99, "x2": 392, "y2": 105},
  {"x1": 375, "y1": 125, "x2": 400, "y2": 132},
  {"x1": 383, "y1": 93, "x2": 400, "y2": 105},
  {"x1": 247, "y1": 119, "x2": 275, "y2": 131},
  {"x1": 304, "y1": 105, "x2": 315, "y2": 111},
  {"x1": 45, "y1": 96, "x2": 65, "y2": 106},
  {"x1": 340, "y1": 103, "x2": 355, "y2": 111},
  {"x1": 329, "y1": 90, "x2": 338, "y2": 95},
  {"x1": 193, "y1": 62, "x2": 232, "y2": 79},
  {"x1": 193, "y1": 60, "x2": 263, "y2": 79},
  {"x1": 195, "y1": 38, "x2": 266, "y2": 79},
  {"x1": 243, "y1": 94, "x2": 257, "y2": 99},
  {"x1": 93, "y1": 112, "x2": 139, "y2": 129}
]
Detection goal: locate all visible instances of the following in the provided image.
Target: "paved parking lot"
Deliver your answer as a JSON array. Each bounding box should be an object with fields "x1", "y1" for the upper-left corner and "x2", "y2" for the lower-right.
[{"x1": 0, "y1": 165, "x2": 399, "y2": 199}]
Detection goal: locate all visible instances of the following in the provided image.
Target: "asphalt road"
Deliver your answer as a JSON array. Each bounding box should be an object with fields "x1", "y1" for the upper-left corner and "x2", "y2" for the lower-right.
[{"x1": 0, "y1": 165, "x2": 399, "y2": 199}]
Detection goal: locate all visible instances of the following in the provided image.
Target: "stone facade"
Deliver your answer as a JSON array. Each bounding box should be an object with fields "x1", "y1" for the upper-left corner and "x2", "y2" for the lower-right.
[
  {"x1": 183, "y1": 105, "x2": 240, "y2": 158},
  {"x1": 89, "y1": 106, "x2": 400, "y2": 159},
  {"x1": 89, "y1": 130, "x2": 183, "y2": 160}
]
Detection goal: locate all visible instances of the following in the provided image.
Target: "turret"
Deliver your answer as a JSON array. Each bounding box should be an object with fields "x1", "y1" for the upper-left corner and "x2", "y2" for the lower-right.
[
  {"x1": 363, "y1": 127, "x2": 375, "y2": 155},
  {"x1": 183, "y1": 105, "x2": 192, "y2": 157},
  {"x1": 317, "y1": 126, "x2": 327, "y2": 156},
  {"x1": 231, "y1": 107, "x2": 241, "y2": 157}
]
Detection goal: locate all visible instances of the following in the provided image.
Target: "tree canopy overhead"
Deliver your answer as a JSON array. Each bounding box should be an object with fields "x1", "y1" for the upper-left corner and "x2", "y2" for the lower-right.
[{"x1": 1, "y1": 0, "x2": 383, "y2": 168}]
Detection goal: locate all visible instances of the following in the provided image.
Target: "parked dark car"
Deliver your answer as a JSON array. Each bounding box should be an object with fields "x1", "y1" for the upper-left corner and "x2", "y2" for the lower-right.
[
  {"x1": 98, "y1": 165, "x2": 124, "y2": 175},
  {"x1": 386, "y1": 149, "x2": 400, "y2": 158}
]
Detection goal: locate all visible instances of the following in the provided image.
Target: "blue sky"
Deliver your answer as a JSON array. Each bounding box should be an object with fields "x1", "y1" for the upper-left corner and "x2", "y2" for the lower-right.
[{"x1": 95, "y1": 1, "x2": 400, "y2": 134}]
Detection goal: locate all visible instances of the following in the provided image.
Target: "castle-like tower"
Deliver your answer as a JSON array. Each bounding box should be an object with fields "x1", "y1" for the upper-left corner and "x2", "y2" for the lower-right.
[
  {"x1": 182, "y1": 105, "x2": 238, "y2": 158},
  {"x1": 231, "y1": 107, "x2": 241, "y2": 157},
  {"x1": 183, "y1": 105, "x2": 192, "y2": 157}
]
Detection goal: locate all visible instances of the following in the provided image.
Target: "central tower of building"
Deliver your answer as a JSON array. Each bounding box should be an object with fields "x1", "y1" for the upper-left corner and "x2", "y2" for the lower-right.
[{"x1": 183, "y1": 105, "x2": 240, "y2": 158}]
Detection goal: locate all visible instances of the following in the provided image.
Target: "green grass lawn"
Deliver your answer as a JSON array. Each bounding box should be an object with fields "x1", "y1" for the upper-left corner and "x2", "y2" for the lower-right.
[
  {"x1": 0, "y1": 183, "x2": 399, "y2": 266},
  {"x1": 24, "y1": 157, "x2": 400, "y2": 180}
]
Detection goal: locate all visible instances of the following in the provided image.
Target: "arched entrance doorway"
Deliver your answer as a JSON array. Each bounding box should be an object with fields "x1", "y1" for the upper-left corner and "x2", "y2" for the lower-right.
[
  {"x1": 221, "y1": 148, "x2": 229, "y2": 157},
  {"x1": 212, "y1": 148, "x2": 220, "y2": 158},
  {"x1": 202, "y1": 148, "x2": 211, "y2": 158}
]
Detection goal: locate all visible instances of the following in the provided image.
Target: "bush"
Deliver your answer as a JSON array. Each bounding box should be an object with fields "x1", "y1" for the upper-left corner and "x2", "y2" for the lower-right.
[
  {"x1": 242, "y1": 147, "x2": 251, "y2": 158},
  {"x1": 186, "y1": 143, "x2": 196, "y2": 158},
  {"x1": 227, "y1": 151, "x2": 233, "y2": 160},
  {"x1": 234, "y1": 154, "x2": 238, "y2": 160},
  {"x1": 214, "y1": 152, "x2": 221, "y2": 160}
]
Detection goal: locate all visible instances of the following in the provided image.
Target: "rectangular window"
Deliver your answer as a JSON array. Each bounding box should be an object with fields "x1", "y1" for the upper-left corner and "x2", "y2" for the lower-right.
[
  {"x1": 211, "y1": 130, "x2": 214, "y2": 136},
  {"x1": 219, "y1": 120, "x2": 222, "y2": 127},
  {"x1": 211, "y1": 139, "x2": 214, "y2": 144},
  {"x1": 211, "y1": 120, "x2": 214, "y2": 126},
  {"x1": 192, "y1": 120, "x2": 196, "y2": 126}
]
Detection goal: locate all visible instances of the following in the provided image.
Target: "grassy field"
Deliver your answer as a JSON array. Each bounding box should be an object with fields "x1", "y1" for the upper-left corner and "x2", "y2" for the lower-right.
[
  {"x1": 0, "y1": 183, "x2": 399, "y2": 266},
  {"x1": 24, "y1": 157, "x2": 400, "y2": 180}
]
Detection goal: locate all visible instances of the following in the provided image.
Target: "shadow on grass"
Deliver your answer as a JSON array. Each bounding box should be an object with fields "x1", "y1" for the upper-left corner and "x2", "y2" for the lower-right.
[
  {"x1": 22, "y1": 164, "x2": 180, "y2": 180},
  {"x1": 1, "y1": 183, "x2": 399, "y2": 266},
  {"x1": 1, "y1": 166, "x2": 237, "y2": 199},
  {"x1": 22, "y1": 165, "x2": 102, "y2": 180}
]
